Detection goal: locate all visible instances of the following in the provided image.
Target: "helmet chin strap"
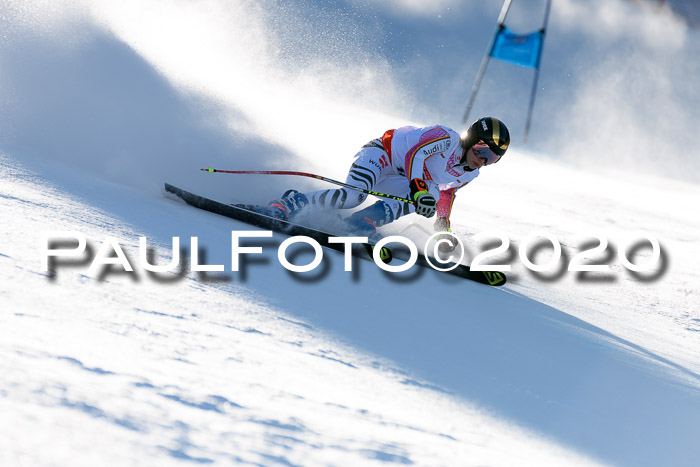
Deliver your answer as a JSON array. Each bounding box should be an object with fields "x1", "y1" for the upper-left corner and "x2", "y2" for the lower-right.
[{"x1": 453, "y1": 145, "x2": 475, "y2": 170}]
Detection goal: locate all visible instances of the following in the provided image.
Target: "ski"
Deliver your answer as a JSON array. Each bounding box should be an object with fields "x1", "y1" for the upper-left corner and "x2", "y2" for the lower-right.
[
  {"x1": 164, "y1": 183, "x2": 388, "y2": 264},
  {"x1": 164, "y1": 183, "x2": 506, "y2": 286}
]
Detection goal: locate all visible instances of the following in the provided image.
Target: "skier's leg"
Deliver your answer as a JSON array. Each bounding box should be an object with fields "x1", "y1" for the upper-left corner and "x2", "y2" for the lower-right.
[
  {"x1": 262, "y1": 140, "x2": 388, "y2": 219},
  {"x1": 305, "y1": 141, "x2": 387, "y2": 210},
  {"x1": 343, "y1": 176, "x2": 414, "y2": 234}
]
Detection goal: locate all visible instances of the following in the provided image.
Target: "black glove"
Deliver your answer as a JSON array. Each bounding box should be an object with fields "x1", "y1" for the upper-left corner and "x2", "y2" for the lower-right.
[{"x1": 409, "y1": 178, "x2": 437, "y2": 218}]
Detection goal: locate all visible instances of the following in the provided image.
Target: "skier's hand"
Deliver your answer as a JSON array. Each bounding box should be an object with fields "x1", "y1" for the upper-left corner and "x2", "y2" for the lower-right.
[
  {"x1": 434, "y1": 217, "x2": 450, "y2": 232},
  {"x1": 433, "y1": 217, "x2": 457, "y2": 253},
  {"x1": 409, "y1": 178, "x2": 437, "y2": 218}
]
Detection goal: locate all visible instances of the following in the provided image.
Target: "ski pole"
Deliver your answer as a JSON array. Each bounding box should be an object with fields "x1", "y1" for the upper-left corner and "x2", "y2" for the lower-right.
[{"x1": 201, "y1": 168, "x2": 415, "y2": 204}]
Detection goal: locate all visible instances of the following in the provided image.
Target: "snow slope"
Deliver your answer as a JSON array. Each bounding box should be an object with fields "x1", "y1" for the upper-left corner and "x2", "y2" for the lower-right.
[{"x1": 2, "y1": 1, "x2": 699, "y2": 466}]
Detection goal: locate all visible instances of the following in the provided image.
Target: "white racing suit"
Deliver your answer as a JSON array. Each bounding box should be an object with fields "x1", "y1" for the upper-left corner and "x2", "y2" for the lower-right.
[{"x1": 305, "y1": 125, "x2": 480, "y2": 229}]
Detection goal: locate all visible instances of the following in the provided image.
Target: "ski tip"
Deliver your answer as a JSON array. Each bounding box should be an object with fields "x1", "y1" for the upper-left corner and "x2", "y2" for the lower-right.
[
  {"x1": 368, "y1": 244, "x2": 392, "y2": 264},
  {"x1": 481, "y1": 271, "x2": 507, "y2": 286},
  {"x1": 201, "y1": 167, "x2": 215, "y2": 173}
]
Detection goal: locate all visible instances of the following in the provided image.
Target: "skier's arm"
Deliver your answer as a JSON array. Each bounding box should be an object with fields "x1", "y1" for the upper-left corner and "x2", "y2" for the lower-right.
[
  {"x1": 433, "y1": 187, "x2": 461, "y2": 253},
  {"x1": 434, "y1": 187, "x2": 458, "y2": 231}
]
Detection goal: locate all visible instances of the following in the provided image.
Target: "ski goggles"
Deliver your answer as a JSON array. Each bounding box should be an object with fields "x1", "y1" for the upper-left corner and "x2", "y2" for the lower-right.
[{"x1": 472, "y1": 142, "x2": 502, "y2": 165}]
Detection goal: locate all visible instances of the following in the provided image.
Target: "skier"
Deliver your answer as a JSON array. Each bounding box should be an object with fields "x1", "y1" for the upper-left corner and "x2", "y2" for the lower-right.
[{"x1": 257, "y1": 117, "x2": 510, "y2": 242}]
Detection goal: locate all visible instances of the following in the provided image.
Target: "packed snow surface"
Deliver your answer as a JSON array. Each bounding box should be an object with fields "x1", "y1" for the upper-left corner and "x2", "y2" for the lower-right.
[{"x1": 1, "y1": 1, "x2": 699, "y2": 466}]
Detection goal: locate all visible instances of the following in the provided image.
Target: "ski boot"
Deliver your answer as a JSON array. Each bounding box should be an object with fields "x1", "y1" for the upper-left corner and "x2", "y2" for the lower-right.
[
  {"x1": 344, "y1": 201, "x2": 394, "y2": 235},
  {"x1": 252, "y1": 189, "x2": 309, "y2": 220},
  {"x1": 343, "y1": 201, "x2": 395, "y2": 264}
]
